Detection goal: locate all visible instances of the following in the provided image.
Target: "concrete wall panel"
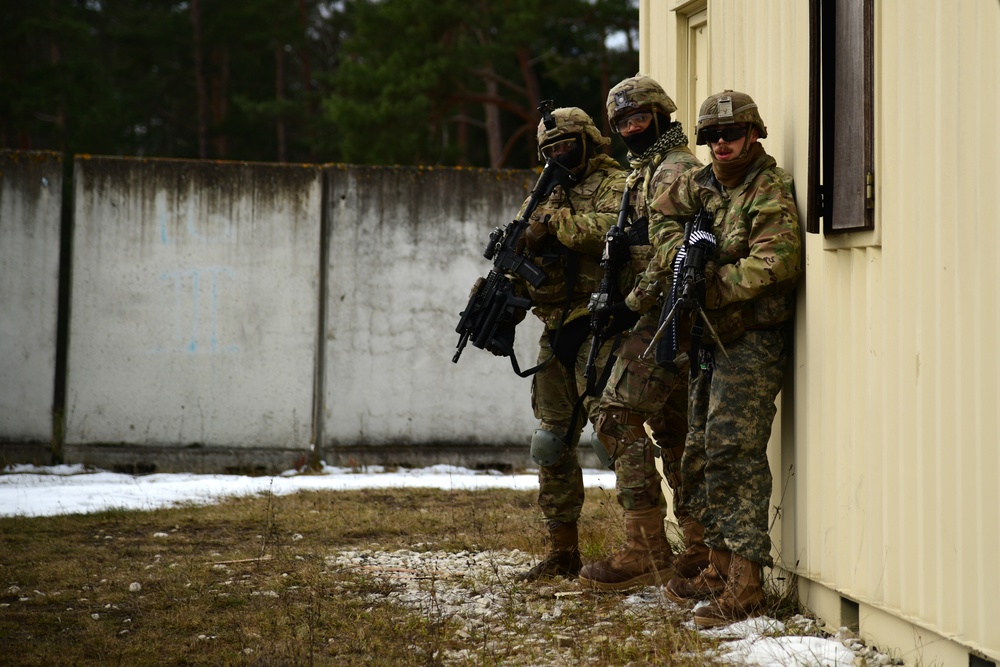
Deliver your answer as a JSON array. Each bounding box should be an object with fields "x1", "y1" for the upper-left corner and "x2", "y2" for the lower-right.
[
  {"x1": 0, "y1": 150, "x2": 63, "y2": 445},
  {"x1": 322, "y1": 165, "x2": 544, "y2": 454},
  {"x1": 66, "y1": 157, "x2": 322, "y2": 454}
]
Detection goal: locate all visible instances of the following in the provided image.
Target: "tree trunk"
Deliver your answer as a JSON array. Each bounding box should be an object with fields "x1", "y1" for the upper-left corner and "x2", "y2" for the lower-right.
[
  {"x1": 191, "y1": 0, "x2": 208, "y2": 159},
  {"x1": 457, "y1": 102, "x2": 468, "y2": 166},
  {"x1": 296, "y1": 0, "x2": 316, "y2": 160},
  {"x1": 49, "y1": 0, "x2": 65, "y2": 151},
  {"x1": 275, "y1": 45, "x2": 287, "y2": 163},
  {"x1": 517, "y1": 48, "x2": 542, "y2": 166},
  {"x1": 211, "y1": 47, "x2": 229, "y2": 158},
  {"x1": 483, "y1": 68, "x2": 502, "y2": 169}
]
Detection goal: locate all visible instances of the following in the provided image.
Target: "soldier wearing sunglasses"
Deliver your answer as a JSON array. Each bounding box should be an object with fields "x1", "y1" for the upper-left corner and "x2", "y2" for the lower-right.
[{"x1": 648, "y1": 90, "x2": 803, "y2": 626}]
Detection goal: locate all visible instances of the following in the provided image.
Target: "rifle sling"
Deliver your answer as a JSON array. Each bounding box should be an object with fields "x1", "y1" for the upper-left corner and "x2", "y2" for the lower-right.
[{"x1": 507, "y1": 251, "x2": 580, "y2": 378}]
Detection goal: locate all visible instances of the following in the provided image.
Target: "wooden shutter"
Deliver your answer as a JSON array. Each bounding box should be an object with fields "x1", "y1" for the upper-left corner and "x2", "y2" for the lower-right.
[{"x1": 809, "y1": 0, "x2": 874, "y2": 234}]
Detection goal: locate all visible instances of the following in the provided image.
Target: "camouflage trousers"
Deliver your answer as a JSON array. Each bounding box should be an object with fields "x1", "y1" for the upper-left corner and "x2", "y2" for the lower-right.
[
  {"x1": 682, "y1": 328, "x2": 790, "y2": 568},
  {"x1": 596, "y1": 311, "x2": 689, "y2": 512},
  {"x1": 531, "y1": 327, "x2": 616, "y2": 524}
]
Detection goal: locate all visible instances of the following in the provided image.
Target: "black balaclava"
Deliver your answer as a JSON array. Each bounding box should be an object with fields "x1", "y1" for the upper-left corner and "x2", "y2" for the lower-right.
[
  {"x1": 549, "y1": 135, "x2": 588, "y2": 189},
  {"x1": 621, "y1": 112, "x2": 671, "y2": 156}
]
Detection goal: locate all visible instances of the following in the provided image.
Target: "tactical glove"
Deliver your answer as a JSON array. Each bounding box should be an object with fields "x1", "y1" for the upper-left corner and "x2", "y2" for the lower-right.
[
  {"x1": 595, "y1": 300, "x2": 641, "y2": 335},
  {"x1": 517, "y1": 214, "x2": 552, "y2": 254},
  {"x1": 487, "y1": 321, "x2": 517, "y2": 357},
  {"x1": 704, "y1": 260, "x2": 723, "y2": 309},
  {"x1": 627, "y1": 216, "x2": 649, "y2": 246}
]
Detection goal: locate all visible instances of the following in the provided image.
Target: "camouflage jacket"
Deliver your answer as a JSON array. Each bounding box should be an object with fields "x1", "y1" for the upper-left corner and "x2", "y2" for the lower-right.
[
  {"x1": 622, "y1": 145, "x2": 702, "y2": 298},
  {"x1": 513, "y1": 153, "x2": 627, "y2": 330},
  {"x1": 640, "y1": 149, "x2": 802, "y2": 342}
]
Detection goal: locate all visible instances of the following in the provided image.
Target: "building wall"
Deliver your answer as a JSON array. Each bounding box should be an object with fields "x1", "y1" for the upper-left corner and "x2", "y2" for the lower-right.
[
  {"x1": 643, "y1": 0, "x2": 1000, "y2": 663},
  {"x1": 0, "y1": 151, "x2": 63, "y2": 449},
  {"x1": 805, "y1": 1, "x2": 999, "y2": 662}
]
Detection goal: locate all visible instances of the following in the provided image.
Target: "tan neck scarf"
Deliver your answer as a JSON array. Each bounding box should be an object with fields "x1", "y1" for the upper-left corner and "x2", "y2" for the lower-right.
[{"x1": 711, "y1": 140, "x2": 765, "y2": 188}]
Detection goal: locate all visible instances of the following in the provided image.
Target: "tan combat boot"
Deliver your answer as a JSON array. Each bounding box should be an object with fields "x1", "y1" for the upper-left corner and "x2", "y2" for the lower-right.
[
  {"x1": 578, "y1": 507, "x2": 674, "y2": 591},
  {"x1": 664, "y1": 548, "x2": 730, "y2": 604},
  {"x1": 672, "y1": 519, "x2": 710, "y2": 580},
  {"x1": 517, "y1": 521, "x2": 582, "y2": 581},
  {"x1": 693, "y1": 553, "x2": 766, "y2": 627},
  {"x1": 647, "y1": 415, "x2": 707, "y2": 580}
]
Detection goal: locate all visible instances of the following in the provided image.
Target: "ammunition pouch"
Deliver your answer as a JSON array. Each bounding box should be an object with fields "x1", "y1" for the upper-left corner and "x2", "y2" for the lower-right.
[
  {"x1": 548, "y1": 317, "x2": 591, "y2": 369},
  {"x1": 592, "y1": 407, "x2": 648, "y2": 468}
]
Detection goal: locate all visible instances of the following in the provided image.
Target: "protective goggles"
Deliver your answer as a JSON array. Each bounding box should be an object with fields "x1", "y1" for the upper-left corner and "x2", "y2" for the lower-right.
[
  {"x1": 541, "y1": 137, "x2": 579, "y2": 158},
  {"x1": 615, "y1": 111, "x2": 653, "y2": 132},
  {"x1": 700, "y1": 125, "x2": 748, "y2": 144}
]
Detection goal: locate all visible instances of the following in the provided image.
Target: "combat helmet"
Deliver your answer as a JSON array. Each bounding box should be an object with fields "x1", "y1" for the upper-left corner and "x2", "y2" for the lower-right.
[
  {"x1": 536, "y1": 107, "x2": 610, "y2": 161},
  {"x1": 695, "y1": 89, "x2": 767, "y2": 145},
  {"x1": 606, "y1": 74, "x2": 678, "y2": 132}
]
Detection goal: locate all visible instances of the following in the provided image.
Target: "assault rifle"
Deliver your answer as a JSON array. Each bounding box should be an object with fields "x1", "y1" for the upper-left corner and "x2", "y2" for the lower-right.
[
  {"x1": 642, "y1": 208, "x2": 730, "y2": 371},
  {"x1": 583, "y1": 183, "x2": 634, "y2": 392},
  {"x1": 452, "y1": 119, "x2": 558, "y2": 365}
]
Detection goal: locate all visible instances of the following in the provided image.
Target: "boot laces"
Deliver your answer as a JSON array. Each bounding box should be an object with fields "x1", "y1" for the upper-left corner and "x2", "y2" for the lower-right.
[{"x1": 721, "y1": 557, "x2": 741, "y2": 597}]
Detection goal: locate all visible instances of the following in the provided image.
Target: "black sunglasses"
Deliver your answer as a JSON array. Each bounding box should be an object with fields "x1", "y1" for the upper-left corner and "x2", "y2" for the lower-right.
[{"x1": 701, "y1": 125, "x2": 748, "y2": 143}]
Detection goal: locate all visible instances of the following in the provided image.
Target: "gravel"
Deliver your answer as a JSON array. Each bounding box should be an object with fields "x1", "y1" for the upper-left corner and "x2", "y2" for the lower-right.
[{"x1": 324, "y1": 547, "x2": 903, "y2": 666}]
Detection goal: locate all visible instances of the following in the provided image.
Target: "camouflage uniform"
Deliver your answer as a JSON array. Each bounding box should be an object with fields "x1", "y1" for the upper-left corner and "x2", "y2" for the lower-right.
[
  {"x1": 522, "y1": 149, "x2": 626, "y2": 524},
  {"x1": 578, "y1": 76, "x2": 703, "y2": 592},
  {"x1": 508, "y1": 107, "x2": 626, "y2": 582},
  {"x1": 650, "y1": 150, "x2": 801, "y2": 565},
  {"x1": 588, "y1": 76, "x2": 703, "y2": 515},
  {"x1": 600, "y1": 147, "x2": 701, "y2": 514},
  {"x1": 650, "y1": 90, "x2": 802, "y2": 626}
]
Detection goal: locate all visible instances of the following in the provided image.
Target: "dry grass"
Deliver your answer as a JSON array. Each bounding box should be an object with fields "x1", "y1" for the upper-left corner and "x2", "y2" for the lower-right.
[{"x1": 0, "y1": 484, "x2": 805, "y2": 666}]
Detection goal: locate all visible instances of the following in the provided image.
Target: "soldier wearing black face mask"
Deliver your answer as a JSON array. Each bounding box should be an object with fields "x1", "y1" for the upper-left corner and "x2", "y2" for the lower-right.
[
  {"x1": 578, "y1": 75, "x2": 704, "y2": 592},
  {"x1": 507, "y1": 107, "x2": 627, "y2": 582}
]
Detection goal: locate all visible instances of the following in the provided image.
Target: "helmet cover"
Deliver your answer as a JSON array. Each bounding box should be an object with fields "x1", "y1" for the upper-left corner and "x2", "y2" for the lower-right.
[
  {"x1": 606, "y1": 74, "x2": 678, "y2": 132},
  {"x1": 537, "y1": 107, "x2": 610, "y2": 159},
  {"x1": 695, "y1": 89, "x2": 767, "y2": 145}
]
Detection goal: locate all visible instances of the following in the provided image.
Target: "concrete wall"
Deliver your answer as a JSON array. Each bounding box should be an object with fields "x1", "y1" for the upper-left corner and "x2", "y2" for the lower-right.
[
  {"x1": 1, "y1": 153, "x2": 561, "y2": 473},
  {"x1": 64, "y1": 157, "x2": 323, "y2": 472},
  {"x1": 0, "y1": 151, "x2": 63, "y2": 455},
  {"x1": 321, "y1": 165, "x2": 544, "y2": 468}
]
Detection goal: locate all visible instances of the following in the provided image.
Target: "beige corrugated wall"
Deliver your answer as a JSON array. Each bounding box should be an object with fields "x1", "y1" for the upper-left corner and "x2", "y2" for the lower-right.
[{"x1": 642, "y1": 0, "x2": 1000, "y2": 663}]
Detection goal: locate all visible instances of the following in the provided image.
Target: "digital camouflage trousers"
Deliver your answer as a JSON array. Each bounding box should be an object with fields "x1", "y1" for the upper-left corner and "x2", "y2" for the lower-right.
[{"x1": 682, "y1": 328, "x2": 790, "y2": 568}]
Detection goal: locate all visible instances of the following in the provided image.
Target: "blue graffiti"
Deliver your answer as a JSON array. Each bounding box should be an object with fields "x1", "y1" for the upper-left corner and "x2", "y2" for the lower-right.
[{"x1": 155, "y1": 266, "x2": 239, "y2": 355}]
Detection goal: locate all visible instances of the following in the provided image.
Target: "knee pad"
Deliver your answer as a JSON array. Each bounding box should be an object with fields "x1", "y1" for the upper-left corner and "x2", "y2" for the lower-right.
[
  {"x1": 593, "y1": 408, "x2": 648, "y2": 469},
  {"x1": 530, "y1": 428, "x2": 567, "y2": 467},
  {"x1": 590, "y1": 431, "x2": 614, "y2": 470}
]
